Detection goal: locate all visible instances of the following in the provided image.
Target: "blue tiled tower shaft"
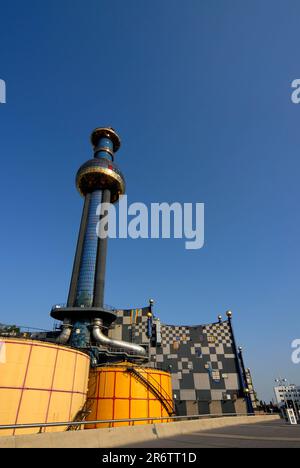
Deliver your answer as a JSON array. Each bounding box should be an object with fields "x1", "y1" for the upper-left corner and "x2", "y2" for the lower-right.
[
  {"x1": 74, "y1": 190, "x2": 103, "y2": 307},
  {"x1": 67, "y1": 132, "x2": 121, "y2": 310}
]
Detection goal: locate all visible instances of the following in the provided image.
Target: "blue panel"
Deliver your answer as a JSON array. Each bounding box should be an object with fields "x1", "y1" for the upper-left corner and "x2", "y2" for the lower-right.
[
  {"x1": 95, "y1": 136, "x2": 113, "y2": 161},
  {"x1": 69, "y1": 320, "x2": 91, "y2": 348},
  {"x1": 75, "y1": 190, "x2": 102, "y2": 307}
]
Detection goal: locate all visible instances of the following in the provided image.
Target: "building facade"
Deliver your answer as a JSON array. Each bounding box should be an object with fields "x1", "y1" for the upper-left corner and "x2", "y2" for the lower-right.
[
  {"x1": 109, "y1": 306, "x2": 253, "y2": 416},
  {"x1": 0, "y1": 127, "x2": 257, "y2": 433},
  {"x1": 274, "y1": 385, "x2": 300, "y2": 409},
  {"x1": 245, "y1": 368, "x2": 258, "y2": 409}
]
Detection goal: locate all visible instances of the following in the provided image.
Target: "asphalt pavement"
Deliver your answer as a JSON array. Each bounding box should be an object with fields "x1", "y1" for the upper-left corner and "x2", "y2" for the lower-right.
[{"x1": 121, "y1": 419, "x2": 300, "y2": 448}]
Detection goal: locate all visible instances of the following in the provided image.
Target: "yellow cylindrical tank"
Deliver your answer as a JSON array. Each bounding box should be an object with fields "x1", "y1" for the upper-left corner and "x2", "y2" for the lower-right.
[
  {"x1": 85, "y1": 363, "x2": 174, "y2": 428},
  {"x1": 0, "y1": 338, "x2": 90, "y2": 436}
]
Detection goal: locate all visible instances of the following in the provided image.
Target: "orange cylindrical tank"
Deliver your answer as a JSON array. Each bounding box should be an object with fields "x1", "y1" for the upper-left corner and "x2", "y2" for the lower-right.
[
  {"x1": 0, "y1": 338, "x2": 90, "y2": 436},
  {"x1": 85, "y1": 363, "x2": 174, "y2": 429}
]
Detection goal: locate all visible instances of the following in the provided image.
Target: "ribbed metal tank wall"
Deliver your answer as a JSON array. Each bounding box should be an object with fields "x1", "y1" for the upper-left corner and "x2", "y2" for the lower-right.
[
  {"x1": 85, "y1": 363, "x2": 174, "y2": 428},
  {"x1": 0, "y1": 338, "x2": 90, "y2": 436}
]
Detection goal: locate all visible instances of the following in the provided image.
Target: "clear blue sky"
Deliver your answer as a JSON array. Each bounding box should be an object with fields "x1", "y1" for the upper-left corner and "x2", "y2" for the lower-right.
[{"x1": 0, "y1": 0, "x2": 299, "y2": 402}]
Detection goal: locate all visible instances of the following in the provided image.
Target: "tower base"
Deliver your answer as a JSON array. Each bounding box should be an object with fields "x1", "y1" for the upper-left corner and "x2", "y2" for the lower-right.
[{"x1": 50, "y1": 306, "x2": 116, "y2": 326}]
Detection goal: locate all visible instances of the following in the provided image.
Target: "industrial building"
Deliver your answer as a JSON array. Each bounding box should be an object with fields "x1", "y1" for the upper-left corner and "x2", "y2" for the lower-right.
[
  {"x1": 0, "y1": 128, "x2": 255, "y2": 436},
  {"x1": 274, "y1": 384, "x2": 300, "y2": 409}
]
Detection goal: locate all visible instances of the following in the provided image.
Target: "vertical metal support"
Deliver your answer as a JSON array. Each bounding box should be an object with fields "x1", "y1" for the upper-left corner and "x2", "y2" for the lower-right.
[
  {"x1": 226, "y1": 312, "x2": 248, "y2": 404},
  {"x1": 67, "y1": 193, "x2": 91, "y2": 307},
  {"x1": 238, "y1": 347, "x2": 254, "y2": 415},
  {"x1": 93, "y1": 189, "x2": 111, "y2": 308},
  {"x1": 147, "y1": 299, "x2": 154, "y2": 338}
]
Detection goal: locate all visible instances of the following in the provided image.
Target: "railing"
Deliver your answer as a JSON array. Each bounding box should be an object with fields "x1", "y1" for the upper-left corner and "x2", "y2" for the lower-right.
[
  {"x1": 0, "y1": 412, "x2": 264, "y2": 432},
  {"x1": 51, "y1": 304, "x2": 116, "y2": 311},
  {"x1": 0, "y1": 324, "x2": 51, "y2": 339},
  {"x1": 0, "y1": 324, "x2": 49, "y2": 333},
  {"x1": 126, "y1": 367, "x2": 175, "y2": 416},
  {"x1": 66, "y1": 368, "x2": 101, "y2": 431},
  {"x1": 146, "y1": 372, "x2": 174, "y2": 412},
  {"x1": 99, "y1": 346, "x2": 148, "y2": 358}
]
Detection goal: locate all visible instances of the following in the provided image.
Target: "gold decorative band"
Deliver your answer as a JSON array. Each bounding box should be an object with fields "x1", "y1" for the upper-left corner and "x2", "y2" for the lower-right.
[
  {"x1": 91, "y1": 127, "x2": 121, "y2": 153},
  {"x1": 76, "y1": 165, "x2": 125, "y2": 200}
]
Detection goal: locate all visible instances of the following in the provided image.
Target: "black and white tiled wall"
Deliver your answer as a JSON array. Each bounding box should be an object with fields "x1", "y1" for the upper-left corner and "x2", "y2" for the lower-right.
[{"x1": 109, "y1": 307, "x2": 247, "y2": 416}]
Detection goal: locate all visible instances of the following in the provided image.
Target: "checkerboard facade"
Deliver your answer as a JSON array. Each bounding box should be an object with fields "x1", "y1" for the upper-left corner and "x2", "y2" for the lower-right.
[{"x1": 109, "y1": 307, "x2": 248, "y2": 416}]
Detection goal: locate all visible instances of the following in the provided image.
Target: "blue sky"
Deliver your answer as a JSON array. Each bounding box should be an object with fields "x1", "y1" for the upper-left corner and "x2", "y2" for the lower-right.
[{"x1": 0, "y1": 0, "x2": 300, "y2": 401}]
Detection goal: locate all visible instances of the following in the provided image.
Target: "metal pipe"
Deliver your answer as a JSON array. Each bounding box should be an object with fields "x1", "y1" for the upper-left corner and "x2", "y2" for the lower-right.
[
  {"x1": 92, "y1": 318, "x2": 146, "y2": 356},
  {"x1": 56, "y1": 319, "x2": 72, "y2": 344}
]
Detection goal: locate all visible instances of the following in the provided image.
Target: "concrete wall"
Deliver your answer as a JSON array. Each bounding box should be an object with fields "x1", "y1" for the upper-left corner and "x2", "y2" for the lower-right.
[
  {"x1": 209, "y1": 401, "x2": 222, "y2": 414},
  {"x1": 0, "y1": 415, "x2": 280, "y2": 448},
  {"x1": 234, "y1": 399, "x2": 248, "y2": 414}
]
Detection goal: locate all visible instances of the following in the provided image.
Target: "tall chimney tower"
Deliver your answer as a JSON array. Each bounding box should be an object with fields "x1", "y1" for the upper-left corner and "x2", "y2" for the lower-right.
[{"x1": 50, "y1": 128, "x2": 145, "y2": 357}]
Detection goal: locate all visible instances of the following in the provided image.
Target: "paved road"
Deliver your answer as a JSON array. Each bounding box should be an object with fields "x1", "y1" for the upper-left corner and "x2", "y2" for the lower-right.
[{"x1": 121, "y1": 420, "x2": 300, "y2": 448}]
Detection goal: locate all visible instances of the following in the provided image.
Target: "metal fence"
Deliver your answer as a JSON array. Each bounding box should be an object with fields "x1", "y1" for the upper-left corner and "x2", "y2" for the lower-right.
[{"x1": 0, "y1": 412, "x2": 269, "y2": 432}]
